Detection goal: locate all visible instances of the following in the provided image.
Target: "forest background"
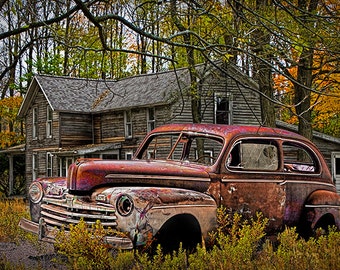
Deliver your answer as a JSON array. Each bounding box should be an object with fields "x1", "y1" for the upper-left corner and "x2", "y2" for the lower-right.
[{"x1": 0, "y1": 0, "x2": 339, "y2": 151}]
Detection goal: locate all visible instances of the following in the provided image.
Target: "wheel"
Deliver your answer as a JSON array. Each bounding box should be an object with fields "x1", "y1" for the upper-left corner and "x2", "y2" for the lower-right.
[{"x1": 152, "y1": 214, "x2": 202, "y2": 254}]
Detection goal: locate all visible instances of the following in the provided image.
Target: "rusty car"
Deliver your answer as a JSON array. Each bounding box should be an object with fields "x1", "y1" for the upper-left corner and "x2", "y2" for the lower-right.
[{"x1": 19, "y1": 123, "x2": 340, "y2": 251}]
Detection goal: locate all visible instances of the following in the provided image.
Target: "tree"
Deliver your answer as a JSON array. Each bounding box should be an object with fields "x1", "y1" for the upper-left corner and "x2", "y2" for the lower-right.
[
  {"x1": 0, "y1": 0, "x2": 339, "y2": 139},
  {"x1": 0, "y1": 96, "x2": 24, "y2": 148}
]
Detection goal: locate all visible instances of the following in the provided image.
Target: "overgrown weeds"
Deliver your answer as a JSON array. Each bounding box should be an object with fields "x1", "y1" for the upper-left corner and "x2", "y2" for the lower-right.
[
  {"x1": 0, "y1": 198, "x2": 36, "y2": 244},
  {"x1": 1, "y1": 200, "x2": 340, "y2": 269},
  {"x1": 52, "y1": 207, "x2": 340, "y2": 270}
]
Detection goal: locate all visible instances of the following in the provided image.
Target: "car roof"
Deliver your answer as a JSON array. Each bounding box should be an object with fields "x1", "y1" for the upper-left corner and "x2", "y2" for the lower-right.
[{"x1": 150, "y1": 123, "x2": 308, "y2": 142}]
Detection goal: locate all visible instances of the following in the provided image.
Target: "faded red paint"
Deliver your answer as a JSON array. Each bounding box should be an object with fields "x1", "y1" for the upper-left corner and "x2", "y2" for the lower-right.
[{"x1": 20, "y1": 123, "x2": 340, "y2": 250}]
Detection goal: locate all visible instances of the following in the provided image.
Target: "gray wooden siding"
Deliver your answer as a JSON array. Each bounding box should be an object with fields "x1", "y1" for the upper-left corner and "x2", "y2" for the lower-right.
[
  {"x1": 25, "y1": 89, "x2": 61, "y2": 186},
  {"x1": 60, "y1": 113, "x2": 93, "y2": 146},
  {"x1": 170, "y1": 70, "x2": 261, "y2": 125}
]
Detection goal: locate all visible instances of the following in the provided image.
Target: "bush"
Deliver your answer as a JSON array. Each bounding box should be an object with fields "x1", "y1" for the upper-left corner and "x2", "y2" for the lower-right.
[
  {"x1": 0, "y1": 199, "x2": 36, "y2": 243},
  {"x1": 256, "y1": 226, "x2": 340, "y2": 270},
  {"x1": 19, "y1": 205, "x2": 340, "y2": 270},
  {"x1": 55, "y1": 219, "x2": 136, "y2": 270}
]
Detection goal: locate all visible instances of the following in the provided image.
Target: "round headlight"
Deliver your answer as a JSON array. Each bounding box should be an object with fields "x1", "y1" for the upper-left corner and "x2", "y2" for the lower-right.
[
  {"x1": 29, "y1": 182, "x2": 43, "y2": 203},
  {"x1": 116, "y1": 194, "x2": 134, "y2": 216}
]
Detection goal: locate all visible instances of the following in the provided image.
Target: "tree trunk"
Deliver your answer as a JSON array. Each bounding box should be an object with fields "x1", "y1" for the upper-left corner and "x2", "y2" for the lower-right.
[
  {"x1": 293, "y1": 0, "x2": 319, "y2": 140},
  {"x1": 252, "y1": 0, "x2": 276, "y2": 128},
  {"x1": 294, "y1": 47, "x2": 313, "y2": 140}
]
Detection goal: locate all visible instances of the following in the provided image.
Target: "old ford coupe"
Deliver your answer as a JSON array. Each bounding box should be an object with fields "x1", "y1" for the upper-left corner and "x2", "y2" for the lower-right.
[{"x1": 19, "y1": 123, "x2": 340, "y2": 251}]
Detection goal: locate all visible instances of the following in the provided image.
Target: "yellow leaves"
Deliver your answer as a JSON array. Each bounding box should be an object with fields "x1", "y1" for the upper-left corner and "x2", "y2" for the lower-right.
[
  {"x1": 0, "y1": 96, "x2": 23, "y2": 119},
  {"x1": 0, "y1": 96, "x2": 24, "y2": 149}
]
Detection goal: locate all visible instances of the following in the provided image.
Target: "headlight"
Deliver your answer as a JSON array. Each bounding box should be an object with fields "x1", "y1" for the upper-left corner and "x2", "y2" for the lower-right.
[
  {"x1": 116, "y1": 194, "x2": 134, "y2": 216},
  {"x1": 29, "y1": 182, "x2": 43, "y2": 203}
]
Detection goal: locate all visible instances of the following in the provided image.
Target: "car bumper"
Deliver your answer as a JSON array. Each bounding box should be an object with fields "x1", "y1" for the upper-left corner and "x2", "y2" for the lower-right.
[{"x1": 18, "y1": 218, "x2": 134, "y2": 250}]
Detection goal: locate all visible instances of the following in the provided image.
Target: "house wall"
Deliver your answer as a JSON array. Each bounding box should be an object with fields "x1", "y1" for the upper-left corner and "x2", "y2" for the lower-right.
[
  {"x1": 170, "y1": 67, "x2": 261, "y2": 125},
  {"x1": 313, "y1": 137, "x2": 340, "y2": 172},
  {"x1": 99, "y1": 105, "x2": 171, "y2": 159},
  {"x1": 25, "y1": 89, "x2": 60, "y2": 185},
  {"x1": 59, "y1": 112, "x2": 93, "y2": 146}
]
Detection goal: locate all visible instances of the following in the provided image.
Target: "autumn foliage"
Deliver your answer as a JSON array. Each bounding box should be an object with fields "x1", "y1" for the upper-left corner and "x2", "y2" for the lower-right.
[
  {"x1": 274, "y1": 49, "x2": 340, "y2": 137},
  {"x1": 0, "y1": 96, "x2": 25, "y2": 149}
]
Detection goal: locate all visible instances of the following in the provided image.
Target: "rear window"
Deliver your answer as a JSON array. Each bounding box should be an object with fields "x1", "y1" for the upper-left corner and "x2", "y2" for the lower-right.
[{"x1": 282, "y1": 142, "x2": 319, "y2": 173}]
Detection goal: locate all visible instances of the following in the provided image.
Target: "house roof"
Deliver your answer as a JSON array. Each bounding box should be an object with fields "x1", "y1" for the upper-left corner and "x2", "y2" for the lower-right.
[
  {"x1": 18, "y1": 61, "x2": 259, "y2": 118},
  {"x1": 18, "y1": 67, "x2": 192, "y2": 117},
  {"x1": 277, "y1": 121, "x2": 340, "y2": 145}
]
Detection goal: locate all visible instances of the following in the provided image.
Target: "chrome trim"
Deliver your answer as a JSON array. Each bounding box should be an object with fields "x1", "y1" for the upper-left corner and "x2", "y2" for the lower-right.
[
  {"x1": 305, "y1": 204, "x2": 340, "y2": 209},
  {"x1": 40, "y1": 196, "x2": 117, "y2": 229},
  {"x1": 151, "y1": 204, "x2": 216, "y2": 210},
  {"x1": 221, "y1": 178, "x2": 335, "y2": 188},
  {"x1": 19, "y1": 218, "x2": 133, "y2": 249}
]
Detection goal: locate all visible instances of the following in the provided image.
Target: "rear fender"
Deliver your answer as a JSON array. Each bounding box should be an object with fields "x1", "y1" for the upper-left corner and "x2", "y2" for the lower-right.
[{"x1": 304, "y1": 190, "x2": 340, "y2": 230}]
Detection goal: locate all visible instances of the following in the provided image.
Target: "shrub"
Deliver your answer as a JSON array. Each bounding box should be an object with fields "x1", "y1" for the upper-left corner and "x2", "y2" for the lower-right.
[
  {"x1": 188, "y1": 211, "x2": 268, "y2": 270},
  {"x1": 54, "y1": 219, "x2": 136, "y2": 270},
  {"x1": 39, "y1": 207, "x2": 340, "y2": 269},
  {"x1": 0, "y1": 199, "x2": 36, "y2": 243},
  {"x1": 255, "y1": 226, "x2": 340, "y2": 270}
]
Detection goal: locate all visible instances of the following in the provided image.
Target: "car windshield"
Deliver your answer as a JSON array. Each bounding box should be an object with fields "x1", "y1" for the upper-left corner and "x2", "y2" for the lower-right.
[{"x1": 137, "y1": 132, "x2": 224, "y2": 166}]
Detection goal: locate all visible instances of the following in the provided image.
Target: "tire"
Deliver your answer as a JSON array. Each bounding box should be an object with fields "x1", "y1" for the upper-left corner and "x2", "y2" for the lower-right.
[{"x1": 153, "y1": 214, "x2": 202, "y2": 254}]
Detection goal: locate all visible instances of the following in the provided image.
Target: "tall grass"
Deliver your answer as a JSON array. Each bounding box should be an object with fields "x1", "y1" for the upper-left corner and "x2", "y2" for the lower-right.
[
  {"x1": 1, "y1": 200, "x2": 339, "y2": 269},
  {"x1": 0, "y1": 198, "x2": 35, "y2": 243},
  {"x1": 54, "y1": 209, "x2": 340, "y2": 270}
]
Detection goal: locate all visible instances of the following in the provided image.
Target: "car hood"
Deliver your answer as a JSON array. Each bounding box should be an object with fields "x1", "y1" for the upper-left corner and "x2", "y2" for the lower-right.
[{"x1": 67, "y1": 159, "x2": 212, "y2": 193}]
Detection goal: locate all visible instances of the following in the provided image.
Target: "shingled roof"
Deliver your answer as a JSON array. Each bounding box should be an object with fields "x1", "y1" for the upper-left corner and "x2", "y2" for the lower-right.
[{"x1": 18, "y1": 67, "x2": 192, "y2": 117}]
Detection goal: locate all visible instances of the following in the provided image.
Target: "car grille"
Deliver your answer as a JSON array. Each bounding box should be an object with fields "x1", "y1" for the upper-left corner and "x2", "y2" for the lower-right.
[{"x1": 40, "y1": 195, "x2": 117, "y2": 229}]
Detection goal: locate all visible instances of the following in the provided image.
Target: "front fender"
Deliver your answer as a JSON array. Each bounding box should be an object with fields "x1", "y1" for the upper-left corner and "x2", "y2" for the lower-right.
[
  {"x1": 304, "y1": 190, "x2": 340, "y2": 230},
  {"x1": 94, "y1": 186, "x2": 217, "y2": 246}
]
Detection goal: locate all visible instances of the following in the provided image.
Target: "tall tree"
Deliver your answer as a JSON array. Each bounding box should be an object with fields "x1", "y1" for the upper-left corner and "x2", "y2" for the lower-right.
[{"x1": 0, "y1": 0, "x2": 339, "y2": 138}]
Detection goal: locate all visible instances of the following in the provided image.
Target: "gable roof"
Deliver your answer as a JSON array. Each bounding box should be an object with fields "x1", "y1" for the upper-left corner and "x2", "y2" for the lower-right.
[
  {"x1": 18, "y1": 61, "x2": 258, "y2": 118},
  {"x1": 18, "y1": 68, "x2": 192, "y2": 117}
]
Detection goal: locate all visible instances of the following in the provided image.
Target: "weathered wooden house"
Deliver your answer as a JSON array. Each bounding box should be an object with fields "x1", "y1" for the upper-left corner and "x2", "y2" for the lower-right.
[
  {"x1": 17, "y1": 62, "x2": 261, "y2": 186},
  {"x1": 14, "y1": 61, "x2": 340, "y2": 192}
]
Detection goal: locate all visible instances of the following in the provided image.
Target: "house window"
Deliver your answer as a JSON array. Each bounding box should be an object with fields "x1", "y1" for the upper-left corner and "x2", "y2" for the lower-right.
[
  {"x1": 215, "y1": 93, "x2": 232, "y2": 125},
  {"x1": 102, "y1": 150, "x2": 120, "y2": 160},
  {"x1": 32, "y1": 153, "x2": 38, "y2": 180},
  {"x1": 147, "y1": 107, "x2": 155, "y2": 132},
  {"x1": 331, "y1": 152, "x2": 340, "y2": 193},
  {"x1": 46, "y1": 106, "x2": 53, "y2": 138},
  {"x1": 125, "y1": 151, "x2": 133, "y2": 160},
  {"x1": 59, "y1": 157, "x2": 74, "y2": 177},
  {"x1": 124, "y1": 110, "x2": 132, "y2": 138},
  {"x1": 32, "y1": 107, "x2": 38, "y2": 139},
  {"x1": 46, "y1": 152, "x2": 53, "y2": 177}
]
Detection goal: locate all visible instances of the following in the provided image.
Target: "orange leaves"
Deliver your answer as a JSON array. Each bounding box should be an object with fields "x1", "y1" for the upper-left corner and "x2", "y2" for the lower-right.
[
  {"x1": 0, "y1": 132, "x2": 24, "y2": 149},
  {"x1": 273, "y1": 44, "x2": 340, "y2": 137},
  {"x1": 0, "y1": 96, "x2": 24, "y2": 148}
]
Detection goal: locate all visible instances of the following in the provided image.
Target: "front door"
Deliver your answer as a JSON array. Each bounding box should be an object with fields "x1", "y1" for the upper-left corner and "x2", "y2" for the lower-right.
[{"x1": 220, "y1": 139, "x2": 286, "y2": 231}]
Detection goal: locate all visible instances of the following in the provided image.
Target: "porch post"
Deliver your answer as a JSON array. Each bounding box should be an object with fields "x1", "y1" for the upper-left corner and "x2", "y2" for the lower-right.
[{"x1": 8, "y1": 154, "x2": 14, "y2": 196}]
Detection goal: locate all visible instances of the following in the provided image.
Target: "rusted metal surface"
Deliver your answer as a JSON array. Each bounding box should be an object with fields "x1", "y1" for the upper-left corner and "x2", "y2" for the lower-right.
[{"x1": 20, "y1": 123, "x2": 340, "y2": 250}]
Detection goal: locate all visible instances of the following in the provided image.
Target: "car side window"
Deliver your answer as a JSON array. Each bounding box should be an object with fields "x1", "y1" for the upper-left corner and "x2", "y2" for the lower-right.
[
  {"x1": 282, "y1": 142, "x2": 318, "y2": 173},
  {"x1": 226, "y1": 140, "x2": 279, "y2": 171}
]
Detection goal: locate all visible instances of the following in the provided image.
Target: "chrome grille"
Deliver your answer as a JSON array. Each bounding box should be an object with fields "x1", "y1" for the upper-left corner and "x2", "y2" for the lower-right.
[{"x1": 41, "y1": 195, "x2": 117, "y2": 229}]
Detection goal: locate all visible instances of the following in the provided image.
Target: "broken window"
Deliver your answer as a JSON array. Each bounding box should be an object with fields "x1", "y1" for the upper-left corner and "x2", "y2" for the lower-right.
[
  {"x1": 32, "y1": 107, "x2": 38, "y2": 139},
  {"x1": 147, "y1": 107, "x2": 155, "y2": 132},
  {"x1": 215, "y1": 93, "x2": 232, "y2": 125},
  {"x1": 46, "y1": 152, "x2": 53, "y2": 177},
  {"x1": 137, "y1": 133, "x2": 223, "y2": 165},
  {"x1": 227, "y1": 140, "x2": 279, "y2": 171}
]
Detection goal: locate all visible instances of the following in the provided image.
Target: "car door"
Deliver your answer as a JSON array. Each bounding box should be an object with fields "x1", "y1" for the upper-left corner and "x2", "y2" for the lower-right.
[{"x1": 220, "y1": 138, "x2": 287, "y2": 232}]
